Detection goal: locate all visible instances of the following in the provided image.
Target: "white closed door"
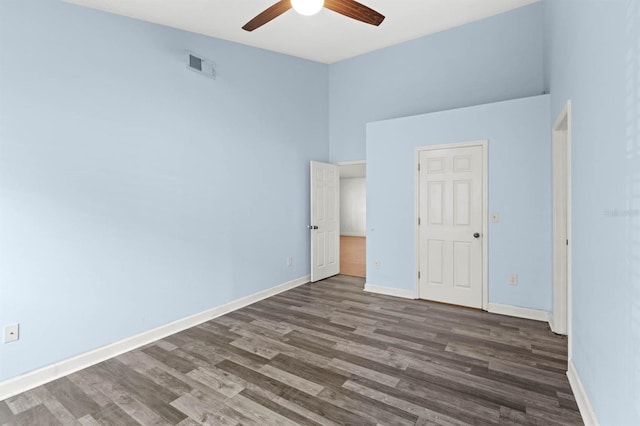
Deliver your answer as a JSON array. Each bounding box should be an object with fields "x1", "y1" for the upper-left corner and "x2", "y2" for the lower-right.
[
  {"x1": 418, "y1": 145, "x2": 484, "y2": 308},
  {"x1": 310, "y1": 161, "x2": 340, "y2": 282}
]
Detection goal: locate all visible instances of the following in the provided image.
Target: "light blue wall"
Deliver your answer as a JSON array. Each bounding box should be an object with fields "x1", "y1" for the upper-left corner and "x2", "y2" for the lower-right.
[
  {"x1": 544, "y1": 1, "x2": 640, "y2": 424},
  {"x1": 329, "y1": 3, "x2": 545, "y2": 163},
  {"x1": 5, "y1": 4, "x2": 636, "y2": 424},
  {"x1": 366, "y1": 95, "x2": 551, "y2": 311},
  {"x1": 0, "y1": 0, "x2": 328, "y2": 381}
]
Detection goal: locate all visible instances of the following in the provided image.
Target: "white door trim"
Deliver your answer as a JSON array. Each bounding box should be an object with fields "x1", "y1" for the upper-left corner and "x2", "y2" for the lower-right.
[
  {"x1": 414, "y1": 140, "x2": 488, "y2": 310},
  {"x1": 551, "y1": 101, "x2": 572, "y2": 346}
]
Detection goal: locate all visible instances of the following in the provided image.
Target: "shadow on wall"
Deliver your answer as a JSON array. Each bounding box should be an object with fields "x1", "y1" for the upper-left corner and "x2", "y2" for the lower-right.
[{"x1": 626, "y1": 0, "x2": 640, "y2": 421}]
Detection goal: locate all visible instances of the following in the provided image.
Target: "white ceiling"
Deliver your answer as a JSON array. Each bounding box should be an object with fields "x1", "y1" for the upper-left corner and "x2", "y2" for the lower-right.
[{"x1": 64, "y1": 0, "x2": 538, "y2": 64}]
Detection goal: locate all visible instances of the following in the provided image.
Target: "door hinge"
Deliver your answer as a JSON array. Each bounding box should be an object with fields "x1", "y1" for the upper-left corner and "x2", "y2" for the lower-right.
[
  {"x1": 418, "y1": 271, "x2": 421, "y2": 279},
  {"x1": 418, "y1": 163, "x2": 421, "y2": 172},
  {"x1": 566, "y1": 239, "x2": 569, "y2": 246},
  {"x1": 418, "y1": 217, "x2": 421, "y2": 226}
]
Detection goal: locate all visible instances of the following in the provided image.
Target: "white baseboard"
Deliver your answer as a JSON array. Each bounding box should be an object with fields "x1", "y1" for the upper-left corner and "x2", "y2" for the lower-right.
[
  {"x1": 487, "y1": 302, "x2": 550, "y2": 322},
  {"x1": 0, "y1": 275, "x2": 310, "y2": 401},
  {"x1": 364, "y1": 283, "x2": 417, "y2": 299},
  {"x1": 567, "y1": 360, "x2": 600, "y2": 426}
]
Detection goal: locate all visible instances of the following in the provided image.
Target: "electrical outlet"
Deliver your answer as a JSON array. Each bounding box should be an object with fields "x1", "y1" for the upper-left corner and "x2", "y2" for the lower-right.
[
  {"x1": 509, "y1": 274, "x2": 518, "y2": 285},
  {"x1": 374, "y1": 260, "x2": 380, "y2": 269},
  {"x1": 287, "y1": 257, "x2": 293, "y2": 267},
  {"x1": 4, "y1": 323, "x2": 19, "y2": 343}
]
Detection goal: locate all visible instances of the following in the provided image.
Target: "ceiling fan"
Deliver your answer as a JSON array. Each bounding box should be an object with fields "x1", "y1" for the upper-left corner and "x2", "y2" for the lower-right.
[{"x1": 242, "y1": 0, "x2": 385, "y2": 32}]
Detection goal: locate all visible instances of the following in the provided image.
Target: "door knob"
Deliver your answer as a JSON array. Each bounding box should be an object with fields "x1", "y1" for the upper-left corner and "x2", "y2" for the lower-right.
[{"x1": 473, "y1": 232, "x2": 480, "y2": 238}]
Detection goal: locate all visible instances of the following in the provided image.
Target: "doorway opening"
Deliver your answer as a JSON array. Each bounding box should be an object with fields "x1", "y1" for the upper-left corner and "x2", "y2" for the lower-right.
[
  {"x1": 309, "y1": 161, "x2": 366, "y2": 282},
  {"x1": 551, "y1": 101, "x2": 572, "y2": 342},
  {"x1": 338, "y1": 161, "x2": 366, "y2": 278}
]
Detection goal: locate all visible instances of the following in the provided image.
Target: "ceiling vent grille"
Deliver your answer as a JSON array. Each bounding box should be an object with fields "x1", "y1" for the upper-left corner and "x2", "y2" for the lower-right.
[{"x1": 186, "y1": 51, "x2": 216, "y2": 79}]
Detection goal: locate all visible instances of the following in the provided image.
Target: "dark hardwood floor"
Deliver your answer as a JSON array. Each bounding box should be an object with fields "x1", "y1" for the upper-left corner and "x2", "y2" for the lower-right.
[{"x1": 1, "y1": 275, "x2": 583, "y2": 425}]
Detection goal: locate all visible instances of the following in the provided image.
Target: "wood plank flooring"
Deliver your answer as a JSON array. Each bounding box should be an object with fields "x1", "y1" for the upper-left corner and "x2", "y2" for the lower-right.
[
  {"x1": 0, "y1": 275, "x2": 583, "y2": 425},
  {"x1": 339, "y1": 236, "x2": 366, "y2": 278}
]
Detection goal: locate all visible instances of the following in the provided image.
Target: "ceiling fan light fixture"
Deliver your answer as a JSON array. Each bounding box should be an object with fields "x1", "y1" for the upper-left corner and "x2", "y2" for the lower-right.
[
  {"x1": 242, "y1": 0, "x2": 384, "y2": 32},
  {"x1": 291, "y1": 0, "x2": 324, "y2": 16}
]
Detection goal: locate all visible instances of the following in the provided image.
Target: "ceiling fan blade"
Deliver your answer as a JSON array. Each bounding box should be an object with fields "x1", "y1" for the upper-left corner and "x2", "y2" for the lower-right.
[
  {"x1": 242, "y1": 0, "x2": 292, "y2": 31},
  {"x1": 324, "y1": 0, "x2": 385, "y2": 26}
]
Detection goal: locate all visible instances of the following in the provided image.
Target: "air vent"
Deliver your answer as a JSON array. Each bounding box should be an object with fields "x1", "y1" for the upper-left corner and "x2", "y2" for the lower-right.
[
  {"x1": 189, "y1": 54, "x2": 202, "y2": 71},
  {"x1": 186, "y1": 51, "x2": 216, "y2": 79}
]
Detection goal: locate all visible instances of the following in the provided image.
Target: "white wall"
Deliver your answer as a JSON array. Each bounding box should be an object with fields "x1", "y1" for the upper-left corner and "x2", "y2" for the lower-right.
[{"x1": 340, "y1": 178, "x2": 366, "y2": 236}]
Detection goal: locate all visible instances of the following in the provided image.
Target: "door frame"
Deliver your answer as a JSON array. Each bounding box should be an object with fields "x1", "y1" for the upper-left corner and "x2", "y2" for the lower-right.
[
  {"x1": 414, "y1": 140, "x2": 488, "y2": 310},
  {"x1": 551, "y1": 101, "x2": 572, "y2": 345},
  {"x1": 310, "y1": 160, "x2": 366, "y2": 281}
]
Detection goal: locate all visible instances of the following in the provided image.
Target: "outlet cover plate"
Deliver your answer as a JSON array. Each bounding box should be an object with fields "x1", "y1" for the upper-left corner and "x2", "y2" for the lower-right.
[{"x1": 4, "y1": 323, "x2": 19, "y2": 343}]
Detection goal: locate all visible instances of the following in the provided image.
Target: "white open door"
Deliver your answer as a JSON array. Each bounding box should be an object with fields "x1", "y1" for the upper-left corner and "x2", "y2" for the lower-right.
[
  {"x1": 310, "y1": 161, "x2": 340, "y2": 282},
  {"x1": 551, "y1": 101, "x2": 571, "y2": 336},
  {"x1": 418, "y1": 143, "x2": 486, "y2": 308}
]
